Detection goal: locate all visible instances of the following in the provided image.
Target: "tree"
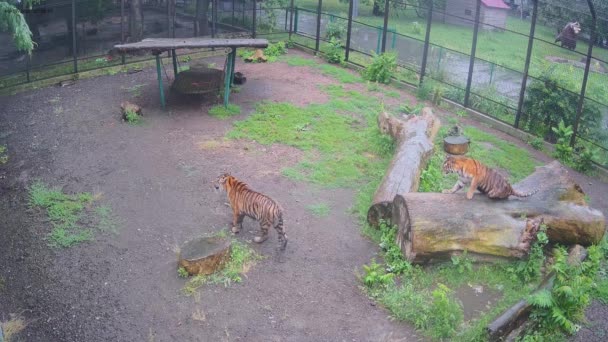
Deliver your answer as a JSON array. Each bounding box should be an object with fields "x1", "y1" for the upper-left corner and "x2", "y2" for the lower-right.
[
  {"x1": 129, "y1": 0, "x2": 144, "y2": 42},
  {"x1": 194, "y1": 0, "x2": 210, "y2": 36},
  {"x1": 0, "y1": 0, "x2": 36, "y2": 53}
]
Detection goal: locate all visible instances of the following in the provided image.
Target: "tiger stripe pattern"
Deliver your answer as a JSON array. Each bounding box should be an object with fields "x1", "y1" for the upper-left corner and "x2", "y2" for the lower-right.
[
  {"x1": 441, "y1": 155, "x2": 538, "y2": 200},
  {"x1": 215, "y1": 173, "x2": 287, "y2": 250}
]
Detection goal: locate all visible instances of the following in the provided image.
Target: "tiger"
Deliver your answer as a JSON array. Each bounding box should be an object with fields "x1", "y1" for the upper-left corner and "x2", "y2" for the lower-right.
[
  {"x1": 441, "y1": 155, "x2": 538, "y2": 200},
  {"x1": 214, "y1": 173, "x2": 288, "y2": 251}
]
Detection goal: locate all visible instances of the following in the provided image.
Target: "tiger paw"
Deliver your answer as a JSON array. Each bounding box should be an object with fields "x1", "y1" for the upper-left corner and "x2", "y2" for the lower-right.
[
  {"x1": 231, "y1": 226, "x2": 241, "y2": 234},
  {"x1": 442, "y1": 189, "x2": 452, "y2": 194},
  {"x1": 253, "y1": 235, "x2": 268, "y2": 244},
  {"x1": 466, "y1": 193, "x2": 474, "y2": 200}
]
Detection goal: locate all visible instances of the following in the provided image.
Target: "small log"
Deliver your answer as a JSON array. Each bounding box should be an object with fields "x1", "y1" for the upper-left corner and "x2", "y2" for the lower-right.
[
  {"x1": 245, "y1": 49, "x2": 267, "y2": 63},
  {"x1": 392, "y1": 161, "x2": 605, "y2": 264},
  {"x1": 120, "y1": 101, "x2": 142, "y2": 120},
  {"x1": 487, "y1": 245, "x2": 588, "y2": 341},
  {"x1": 178, "y1": 237, "x2": 232, "y2": 276},
  {"x1": 367, "y1": 108, "x2": 440, "y2": 227}
]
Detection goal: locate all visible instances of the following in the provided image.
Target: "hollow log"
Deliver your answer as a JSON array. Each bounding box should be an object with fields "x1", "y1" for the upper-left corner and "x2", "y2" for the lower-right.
[
  {"x1": 392, "y1": 161, "x2": 605, "y2": 264},
  {"x1": 178, "y1": 236, "x2": 231, "y2": 276},
  {"x1": 487, "y1": 245, "x2": 588, "y2": 341},
  {"x1": 367, "y1": 108, "x2": 440, "y2": 227}
]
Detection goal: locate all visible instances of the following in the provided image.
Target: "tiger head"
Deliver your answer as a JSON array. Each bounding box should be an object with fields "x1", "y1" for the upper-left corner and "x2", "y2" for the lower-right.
[
  {"x1": 214, "y1": 173, "x2": 232, "y2": 191},
  {"x1": 442, "y1": 155, "x2": 460, "y2": 175}
]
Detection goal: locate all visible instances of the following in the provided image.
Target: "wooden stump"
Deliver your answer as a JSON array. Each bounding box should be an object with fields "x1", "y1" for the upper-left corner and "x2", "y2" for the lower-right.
[
  {"x1": 120, "y1": 101, "x2": 142, "y2": 120},
  {"x1": 178, "y1": 237, "x2": 232, "y2": 276},
  {"x1": 392, "y1": 161, "x2": 605, "y2": 264},
  {"x1": 367, "y1": 108, "x2": 440, "y2": 227},
  {"x1": 245, "y1": 49, "x2": 267, "y2": 63}
]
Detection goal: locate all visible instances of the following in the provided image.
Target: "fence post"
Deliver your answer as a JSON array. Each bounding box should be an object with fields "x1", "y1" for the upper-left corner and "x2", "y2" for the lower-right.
[
  {"x1": 26, "y1": 56, "x2": 31, "y2": 83},
  {"x1": 419, "y1": 0, "x2": 433, "y2": 85},
  {"x1": 315, "y1": 0, "x2": 322, "y2": 53},
  {"x1": 376, "y1": 27, "x2": 382, "y2": 54},
  {"x1": 464, "y1": 0, "x2": 481, "y2": 108},
  {"x1": 571, "y1": 0, "x2": 597, "y2": 147},
  {"x1": 212, "y1": 0, "x2": 217, "y2": 38},
  {"x1": 345, "y1": 0, "x2": 354, "y2": 61},
  {"x1": 252, "y1": 0, "x2": 257, "y2": 38},
  {"x1": 72, "y1": 0, "x2": 78, "y2": 73},
  {"x1": 391, "y1": 28, "x2": 396, "y2": 49},
  {"x1": 289, "y1": 0, "x2": 295, "y2": 38},
  {"x1": 514, "y1": 0, "x2": 537, "y2": 129},
  {"x1": 380, "y1": 0, "x2": 390, "y2": 53},
  {"x1": 489, "y1": 63, "x2": 495, "y2": 85},
  {"x1": 121, "y1": 0, "x2": 125, "y2": 64},
  {"x1": 294, "y1": 7, "x2": 299, "y2": 33}
]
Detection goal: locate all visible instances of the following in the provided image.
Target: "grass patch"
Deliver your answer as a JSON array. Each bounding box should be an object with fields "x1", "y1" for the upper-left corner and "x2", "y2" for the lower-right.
[
  {"x1": 307, "y1": 202, "x2": 331, "y2": 217},
  {"x1": 0, "y1": 144, "x2": 7, "y2": 164},
  {"x1": 227, "y1": 89, "x2": 393, "y2": 187},
  {"x1": 124, "y1": 108, "x2": 141, "y2": 125},
  {"x1": 182, "y1": 239, "x2": 263, "y2": 294},
  {"x1": 0, "y1": 314, "x2": 27, "y2": 342},
  {"x1": 208, "y1": 104, "x2": 241, "y2": 119},
  {"x1": 28, "y1": 181, "x2": 119, "y2": 248},
  {"x1": 283, "y1": 55, "x2": 361, "y2": 83}
]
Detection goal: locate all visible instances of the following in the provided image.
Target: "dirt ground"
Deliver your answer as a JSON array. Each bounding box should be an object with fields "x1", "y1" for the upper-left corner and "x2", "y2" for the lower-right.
[{"x1": 0, "y1": 49, "x2": 606, "y2": 342}]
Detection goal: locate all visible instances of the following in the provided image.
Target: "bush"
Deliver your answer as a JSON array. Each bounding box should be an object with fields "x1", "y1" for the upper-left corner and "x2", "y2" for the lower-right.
[
  {"x1": 325, "y1": 16, "x2": 347, "y2": 41},
  {"x1": 523, "y1": 66, "x2": 601, "y2": 143},
  {"x1": 324, "y1": 38, "x2": 344, "y2": 64},
  {"x1": 362, "y1": 52, "x2": 397, "y2": 84},
  {"x1": 551, "y1": 120, "x2": 574, "y2": 163}
]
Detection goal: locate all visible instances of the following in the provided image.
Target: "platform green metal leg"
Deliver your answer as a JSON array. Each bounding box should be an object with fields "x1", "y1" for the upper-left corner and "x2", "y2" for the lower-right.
[
  {"x1": 156, "y1": 54, "x2": 166, "y2": 109},
  {"x1": 230, "y1": 48, "x2": 237, "y2": 87},
  {"x1": 171, "y1": 49, "x2": 178, "y2": 76},
  {"x1": 223, "y1": 49, "x2": 235, "y2": 108}
]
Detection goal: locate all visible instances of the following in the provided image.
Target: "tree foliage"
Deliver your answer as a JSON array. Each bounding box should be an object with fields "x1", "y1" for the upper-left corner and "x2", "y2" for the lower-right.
[{"x1": 0, "y1": 0, "x2": 38, "y2": 53}]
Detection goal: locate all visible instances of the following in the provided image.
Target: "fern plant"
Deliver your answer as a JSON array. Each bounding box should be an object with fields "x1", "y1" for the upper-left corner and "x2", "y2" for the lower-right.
[
  {"x1": 528, "y1": 245, "x2": 602, "y2": 334},
  {"x1": 324, "y1": 38, "x2": 344, "y2": 64},
  {"x1": 378, "y1": 220, "x2": 412, "y2": 274},
  {"x1": 362, "y1": 259, "x2": 394, "y2": 296}
]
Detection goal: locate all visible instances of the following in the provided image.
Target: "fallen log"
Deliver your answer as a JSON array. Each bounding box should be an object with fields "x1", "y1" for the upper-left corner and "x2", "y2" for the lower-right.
[
  {"x1": 367, "y1": 108, "x2": 440, "y2": 227},
  {"x1": 392, "y1": 161, "x2": 605, "y2": 264},
  {"x1": 487, "y1": 245, "x2": 588, "y2": 341}
]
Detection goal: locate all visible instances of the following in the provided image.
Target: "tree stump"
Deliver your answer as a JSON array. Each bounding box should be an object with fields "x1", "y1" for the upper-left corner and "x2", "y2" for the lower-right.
[
  {"x1": 245, "y1": 49, "x2": 267, "y2": 63},
  {"x1": 392, "y1": 161, "x2": 605, "y2": 264},
  {"x1": 120, "y1": 101, "x2": 142, "y2": 120},
  {"x1": 178, "y1": 237, "x2": 232, "y2": 276},
  {"x1": 367, "y1": 108, "x2": 441, "y2": 227},
  {"x1": 443, "y1": 135, "x2": 470, "y2": 155}
]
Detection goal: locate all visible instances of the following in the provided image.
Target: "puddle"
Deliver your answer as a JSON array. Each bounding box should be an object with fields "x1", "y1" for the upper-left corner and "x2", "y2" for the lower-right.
[{"x1": 455, "y1": 283, "x2": 502, "y2": 321}]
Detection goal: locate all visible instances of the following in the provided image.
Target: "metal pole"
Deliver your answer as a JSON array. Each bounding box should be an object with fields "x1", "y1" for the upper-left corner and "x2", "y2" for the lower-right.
[
  {"x1": 212, "y1": 0, "x2": 216, "y2": 38},
  {"x1": 571, "y1": 0, "x2": 597, "y2": 146},
  {"x1": 252, "y1": 0, "x2": 257, "y2": 38},
  {"x1": 172, "y1": 49, "x2": 178, "y2": 76},
  {"x1": 72, "y1": 0, "x2": 77, "y2": 73},
  {"x1": 289, "y1": 0, "x2": 295, "y2": 38},
  {"x1": 381, "y1": 0, "x2": 390, "y2": 53},
  {"x1": 514, "y1": 0, "x2": 538, "y2": 128},
  {"x1": 155, "y1": 54, "x2": 166, "y2": 109},
  {"x1": 345, "y1": 0, "x2": 354, "y2": 61},
  {"x1": 294, "y1": 7, "x2": 299, "y2": 33},
  {"x1": 419, "y1": 0, "x2": 433, "y2": 85},
  {"x1": 315, "y1": 0, "x2": 322, "y2": 53},
  {"x1": 232, "y1": 0, "x2": 235, "y2": 25},
  {"x1": 26, "y1": 56, "x2": 31, "y2": 83},
  {"x1": 121, "y1": 0, "x2": 125, "y2": 64},
  {"x1": 464, "y1": 0, "x2": 481, "y2": 108}
]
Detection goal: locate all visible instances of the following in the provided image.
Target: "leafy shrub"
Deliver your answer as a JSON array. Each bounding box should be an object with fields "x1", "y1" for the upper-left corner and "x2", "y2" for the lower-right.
[
  {"x1": 572, "y1": 145, "x2": 597, "y2": 173},
  {"x1": 264, "y1": 41, "x2": 288, "y2": 62},
  {"x1": 325, "y1": 16, "x2": 347, "y2": 41},
  {"x1": 124, "y1": 108, "x2": 141, "y2": 125},
  {"x1": 417, "y1": 79, "x2": 433, "y2": 101},
  {"x1": 378, "y1": 220, "x2": 412, "y2": 274},
  {"x1": 528, "y1": 245, "x2": 602, "y2": 334},
  {"x1": 523, "y1": 66, "x2": 601, "y2": 143},
  {"x1": 324, "y1": 38, "x2": 344, "y2": 64},
  {"x1": 411, "y1": 21, "x2": 422, "y2": 34},
  {"x1": 428, "y1": 284, "x2": 464, "y2": 339},
  {"x1": 451, "y1": 250, "x2": 473, "y2": 274},
  {"x1": 528, "y1": 137, "x2": 545, "y2": 150},
  {"x1": 177, "y1": 267, "x2": 189, "y2": 278},
  {"x1": 362, "y1": 52, "x2": 397, "y2": 84},
  {"x1": 509, "y1": 225, "x2": 548, "y2": 283},
  {"x1": 362, "y1": 259, "x2": 394, "y2": 296},
  {"x1": 551, "y1": 120, "x2": 574, "y2": 163}
]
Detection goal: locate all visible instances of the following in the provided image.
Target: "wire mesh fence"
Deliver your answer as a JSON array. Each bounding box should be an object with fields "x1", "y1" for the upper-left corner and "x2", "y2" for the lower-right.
[{"x1": 1, "y1": 0, "x2": 607, "y2": 169}]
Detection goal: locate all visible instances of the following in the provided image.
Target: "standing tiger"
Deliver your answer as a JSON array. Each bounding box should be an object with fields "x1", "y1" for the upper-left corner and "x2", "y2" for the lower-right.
[
  {"x1": 215, "y1": 173, "x2": 288, "y2": 250},
  {"x1": 441, "y1": 155, "x2": 538, "y2": 200}
]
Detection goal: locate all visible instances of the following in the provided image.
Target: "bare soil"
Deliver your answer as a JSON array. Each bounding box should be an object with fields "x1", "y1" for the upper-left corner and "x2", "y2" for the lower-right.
[{"x1": 0, "y1": 49, "x2": 606, "y2": 342}]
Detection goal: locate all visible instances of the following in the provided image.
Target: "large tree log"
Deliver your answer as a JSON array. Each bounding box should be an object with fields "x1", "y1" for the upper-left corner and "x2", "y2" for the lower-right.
[
  {"x1": 367, "y1": 108, "x2": 440, "y2": 227},
  {"x1": 178, "y1": 236, "x2": 231, "y2": 276},
  {"x1": 392, "y1": 161, "x2": 606, "y2": 264}
]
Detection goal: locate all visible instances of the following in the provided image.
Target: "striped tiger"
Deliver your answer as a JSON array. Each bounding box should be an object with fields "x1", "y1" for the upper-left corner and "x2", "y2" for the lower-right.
[
  {"x1": 441, "y1": 155, "x2": 538, "y2": 200},
  {"x1": 215, "y1": 173, "x2": 287, "y2": 250}
]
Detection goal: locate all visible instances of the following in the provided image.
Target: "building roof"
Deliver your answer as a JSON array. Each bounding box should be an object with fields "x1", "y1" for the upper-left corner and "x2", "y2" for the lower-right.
[{"x1": 481, "y1": 0, "x2": 510, "y2": 9}]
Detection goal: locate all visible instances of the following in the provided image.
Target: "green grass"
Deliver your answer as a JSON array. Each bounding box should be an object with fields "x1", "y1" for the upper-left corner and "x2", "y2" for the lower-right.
[
  {"x1": 227, "y1": 85, "x2": 393, "y2": 187},
  {"x1": 208, "y1": 104, "x2": 242, "y2": 119},
  {"x1": 0, "y1": 144, "x2": 7, "y2": 164},
  {"x1": 28, "y1": 180, "x2": 119, "y2": 248},
  {"x1": 307, "y1": 202, "x2": 331, "y2": 217},
  {"x1": 283, "y1": 55, "x2": 362, "y2": 83},
  {"x1": 183, "y1": 239, "x2": 263, "y2": 294},
  {"x1": 123, "y1": 108, "x2": 142, "y2": 125}
]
